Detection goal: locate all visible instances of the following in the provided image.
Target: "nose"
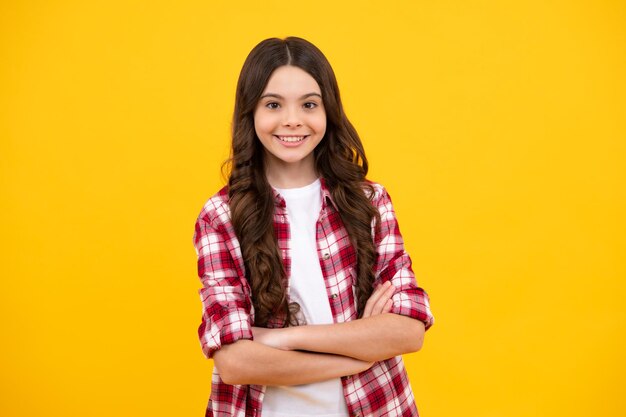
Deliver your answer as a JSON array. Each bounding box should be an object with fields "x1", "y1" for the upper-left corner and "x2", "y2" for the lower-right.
[{"x1": 283, "y1": 106, "x2": 302, "y2": 127}]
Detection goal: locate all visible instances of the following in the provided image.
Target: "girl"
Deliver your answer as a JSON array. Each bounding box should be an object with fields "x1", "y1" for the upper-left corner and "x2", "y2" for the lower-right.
[{"x1": 193, "y1": 37, "x2": 434, "y2": 417}]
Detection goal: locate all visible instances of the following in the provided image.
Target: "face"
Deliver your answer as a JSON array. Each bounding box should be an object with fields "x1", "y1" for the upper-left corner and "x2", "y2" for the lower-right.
[{"x1": 254, "y1": 65, "x2": 326, "y2": 179}]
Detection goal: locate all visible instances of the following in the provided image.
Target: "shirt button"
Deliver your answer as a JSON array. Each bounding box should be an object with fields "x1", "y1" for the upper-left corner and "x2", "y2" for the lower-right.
[
  {"x1": 322, "y1": 252, "x2": 330, "y2": 260},
  {"x1": 331, "y1": 293, "x2": 338, "y2": 299}
]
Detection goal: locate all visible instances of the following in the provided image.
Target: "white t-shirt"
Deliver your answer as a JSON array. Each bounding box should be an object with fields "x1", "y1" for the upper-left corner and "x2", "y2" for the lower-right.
[{"x1": 262, "y1": 179, "x2": 349, "y2": 417}]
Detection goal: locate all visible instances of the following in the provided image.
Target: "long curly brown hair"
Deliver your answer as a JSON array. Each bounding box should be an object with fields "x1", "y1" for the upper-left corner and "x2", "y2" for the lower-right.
[{"x1": 226, "y1": 37, "x2": 380, "y2": 327}]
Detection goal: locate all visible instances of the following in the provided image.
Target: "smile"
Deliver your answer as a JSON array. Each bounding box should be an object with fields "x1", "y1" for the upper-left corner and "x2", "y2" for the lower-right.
[{"x1": 275, "y1": 135, "x2": 308, "y2": 143}]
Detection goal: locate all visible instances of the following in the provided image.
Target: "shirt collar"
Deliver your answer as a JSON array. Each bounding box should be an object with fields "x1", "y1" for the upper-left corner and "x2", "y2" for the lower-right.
[{"x1": 319, "y1": 177, "x2": 339, "y2": 211}]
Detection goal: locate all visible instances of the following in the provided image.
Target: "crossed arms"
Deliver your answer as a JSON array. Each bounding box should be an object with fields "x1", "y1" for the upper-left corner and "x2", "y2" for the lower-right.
[{"x1": 213, "y1": 282, "x2": 426, "y2": 386}]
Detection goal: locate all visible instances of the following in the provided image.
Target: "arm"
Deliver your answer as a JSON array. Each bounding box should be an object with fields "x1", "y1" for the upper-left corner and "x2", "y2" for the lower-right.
[
  {"x1": 288, "y1": 279, "x2": 426, "y2": 361},
  {"x1": 213, "y1": 339, "x2": 372, "y2": 386},
  {"x1": 260, "y1": 314, "x2": 424, "y2": 363},
  {"x1": 253, "y1": 282, "x2": 425, "y2": 363}
]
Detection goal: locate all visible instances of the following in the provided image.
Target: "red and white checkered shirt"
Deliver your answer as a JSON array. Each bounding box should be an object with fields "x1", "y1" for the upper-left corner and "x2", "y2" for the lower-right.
[{"x1": 193, "y1": 179, "x2": 434, "y2": 417}]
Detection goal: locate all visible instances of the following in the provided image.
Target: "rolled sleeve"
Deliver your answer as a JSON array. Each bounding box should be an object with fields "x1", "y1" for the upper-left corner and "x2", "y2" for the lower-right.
[
  {"x1": 194, "y1": 215, "x2": 254, "y2": 358},
  {"x1": 373, "y1": 186, "x2": 435, "y2": 330}
]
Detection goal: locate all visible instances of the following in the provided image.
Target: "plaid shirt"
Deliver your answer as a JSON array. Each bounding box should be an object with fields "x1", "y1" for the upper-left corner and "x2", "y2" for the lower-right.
[{"x1": 193, "y1": 179, "x2": 434, "y2": 417}]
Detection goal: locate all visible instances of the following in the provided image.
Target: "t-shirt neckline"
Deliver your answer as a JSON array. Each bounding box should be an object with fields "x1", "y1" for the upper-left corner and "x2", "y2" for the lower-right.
[{"x1": 273, "y1": 178, "x2": 321, "y2": 198}]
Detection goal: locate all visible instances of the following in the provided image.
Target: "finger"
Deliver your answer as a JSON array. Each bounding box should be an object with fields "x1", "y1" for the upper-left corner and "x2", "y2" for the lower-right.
[
  {"x1": 374, "y1": 283, "x2": 396, "y2": 315},
  {"x1": 363, "y1": 282, "x2": 387, "y2": 317},
  {"x1": 383, "y1": 299, "x2": 393, "y2": 313},
  {"x1": 371, "y1": 282, "x2": 395, "y2": 315},
  {"x1": 367, "y1": 281, "x2": 392, "y2": 316},
  {"x1": 363, "y1": 283, "x2": 384, "y2": 316}
]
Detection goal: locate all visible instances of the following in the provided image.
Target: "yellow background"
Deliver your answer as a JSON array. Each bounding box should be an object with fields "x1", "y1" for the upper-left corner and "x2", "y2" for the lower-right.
[{"x1": 1, "y1": 1, "x2": 624, "y2": 416}]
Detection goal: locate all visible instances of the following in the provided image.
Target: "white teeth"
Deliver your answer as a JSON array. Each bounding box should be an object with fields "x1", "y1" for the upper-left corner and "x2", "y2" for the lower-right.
[{"x1": 277, "y1": 136, "x2": 306, "y2": 142}]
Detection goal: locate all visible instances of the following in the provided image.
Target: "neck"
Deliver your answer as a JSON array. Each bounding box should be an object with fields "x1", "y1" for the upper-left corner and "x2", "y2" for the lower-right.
[{"x1": 265, "y1": 158, "x2": 318, "y2": 189}]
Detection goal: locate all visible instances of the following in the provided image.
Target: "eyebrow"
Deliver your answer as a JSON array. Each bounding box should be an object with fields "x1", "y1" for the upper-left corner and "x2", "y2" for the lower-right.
[{"x1": 259, "y1": 92, "x2": 322, "y2": 100}]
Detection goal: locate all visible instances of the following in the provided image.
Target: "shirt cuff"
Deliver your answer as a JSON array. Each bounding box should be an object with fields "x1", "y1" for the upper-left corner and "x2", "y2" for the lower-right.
[
  {"x1": 391, "y1": 287, "x2": 435, "y2": 331},
  {"x1": 200, "y1": 307, "x2": 254, "y2": 359}
]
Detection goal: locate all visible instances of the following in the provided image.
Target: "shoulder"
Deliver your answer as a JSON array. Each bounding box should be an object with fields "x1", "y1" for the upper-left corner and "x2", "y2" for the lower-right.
[
  {"x1": 364, "y1": 180, "x2": 392, "y2": 206},
  {"x1": 195, "y1": 185, "x2": 231, "y2": 228}
]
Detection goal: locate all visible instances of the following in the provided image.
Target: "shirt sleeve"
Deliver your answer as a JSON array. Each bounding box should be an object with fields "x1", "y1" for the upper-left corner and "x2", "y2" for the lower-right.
[
  {"x1": 372, "y1": 186, "x2": 435, "y2": 330},
  {"x1": 193, "y1": 214, "x2": 254, "y2": 359}
]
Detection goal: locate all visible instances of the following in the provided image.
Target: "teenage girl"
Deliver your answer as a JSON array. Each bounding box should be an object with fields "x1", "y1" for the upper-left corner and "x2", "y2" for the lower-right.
[{"x1": 193, "y1": 37, "x2": 434, "y2": 417}]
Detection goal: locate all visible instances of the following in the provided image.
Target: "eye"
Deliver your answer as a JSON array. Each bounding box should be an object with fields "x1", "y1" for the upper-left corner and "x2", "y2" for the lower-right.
[
  {"x1": 265, "y1": 102, "x2": 280, "y2": 110},
  {"x1": 303, "y1": 102, "x2": 318, "y2": 110}
]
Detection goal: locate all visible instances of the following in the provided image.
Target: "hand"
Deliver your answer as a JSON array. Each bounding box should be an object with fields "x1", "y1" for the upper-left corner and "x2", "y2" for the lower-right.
[
  {"x1": 362, "y1": 281, "x2": 395, "y2": 318},
  {"x1": 252, "y1": 327, "x2": 291, "y2": 350}
]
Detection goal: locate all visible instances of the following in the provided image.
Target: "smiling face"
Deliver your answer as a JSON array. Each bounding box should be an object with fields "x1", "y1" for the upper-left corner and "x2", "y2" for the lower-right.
[{"x1": 253, "y1": 65, "x2": 327, "y2": 187}]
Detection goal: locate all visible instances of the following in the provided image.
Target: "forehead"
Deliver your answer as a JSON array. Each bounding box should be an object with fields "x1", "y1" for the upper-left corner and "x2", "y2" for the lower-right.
[{"x1": 262, "y1": 65, "x2": 321, "y2": 95}]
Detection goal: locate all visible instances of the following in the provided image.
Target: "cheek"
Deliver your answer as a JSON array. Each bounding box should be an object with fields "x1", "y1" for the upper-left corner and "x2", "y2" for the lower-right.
[
  {"x1": 317, "y1": 117, "x2": 327, "y2": 136},
  {"x1": 253, "y1": 111, "x2": 273, "y2": 135},
  {"x1": 310, "y1": 113, "x2": 327, "y2": 134}
]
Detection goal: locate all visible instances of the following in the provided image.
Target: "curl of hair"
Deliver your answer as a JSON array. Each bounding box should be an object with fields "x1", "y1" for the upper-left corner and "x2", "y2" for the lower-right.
[{"x1": 225, "y1": 37, "x2": 380, "y2": 327}]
